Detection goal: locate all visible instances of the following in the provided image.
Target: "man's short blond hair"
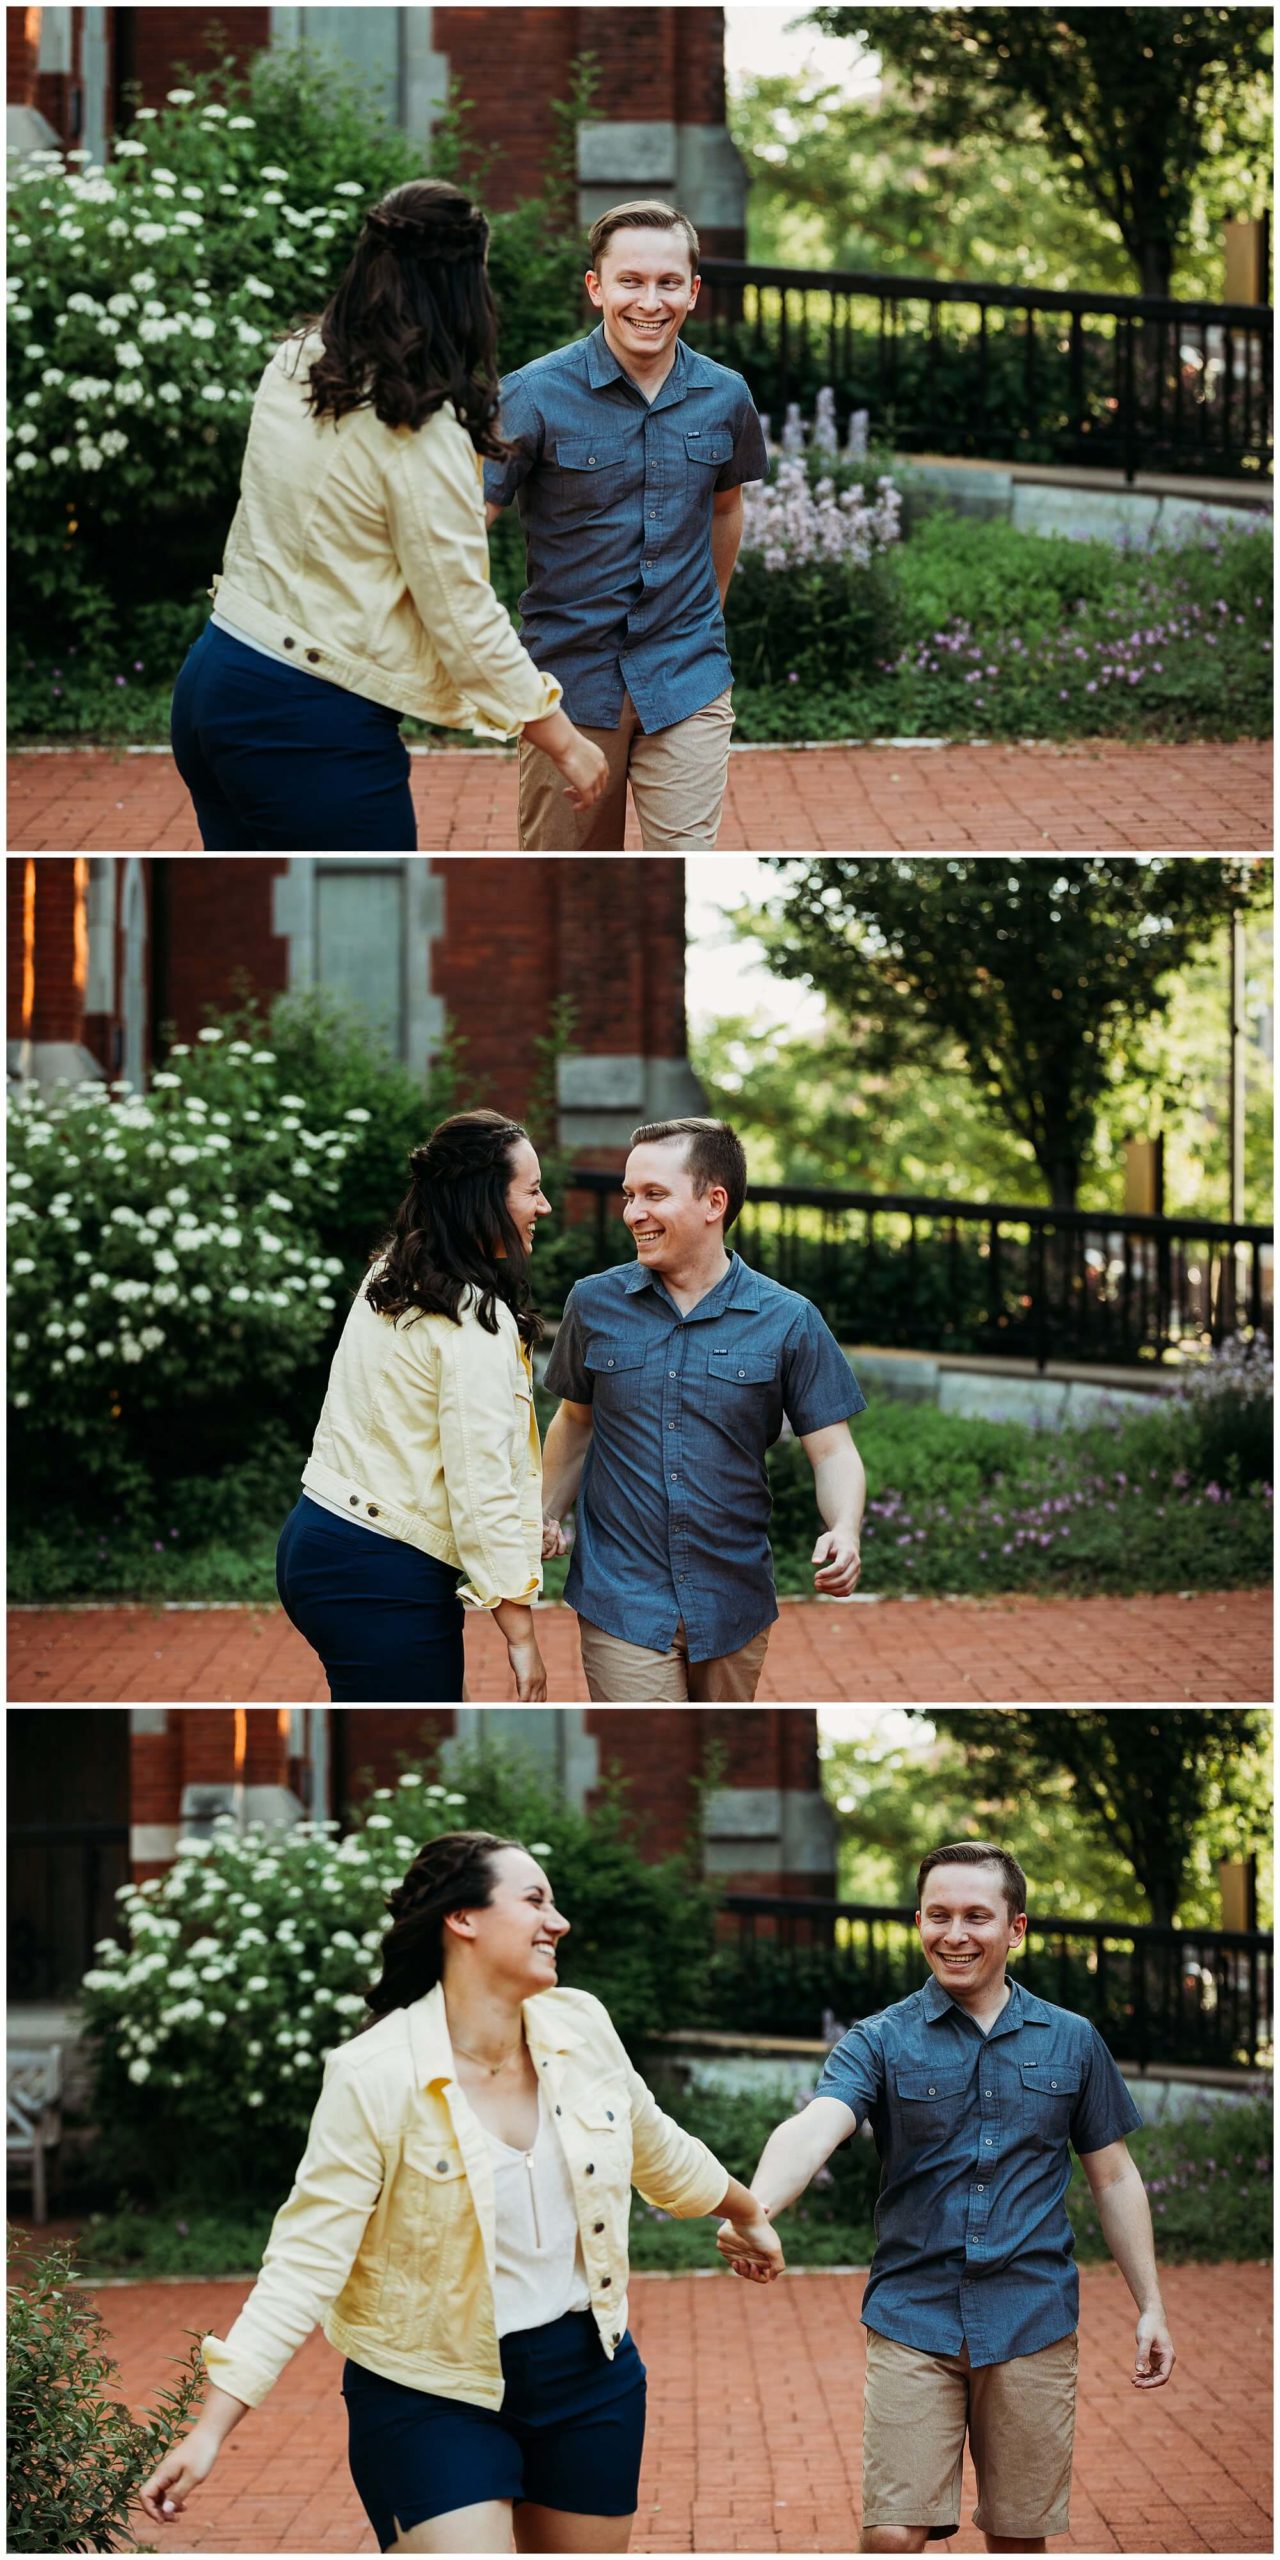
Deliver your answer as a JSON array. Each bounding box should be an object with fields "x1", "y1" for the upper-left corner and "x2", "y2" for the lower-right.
[{"x1": 587, "y1": 201, "x2": 700, "y2": 276}]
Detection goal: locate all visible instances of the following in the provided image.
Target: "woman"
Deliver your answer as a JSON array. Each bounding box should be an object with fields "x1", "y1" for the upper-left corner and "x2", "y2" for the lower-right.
[
  {"x1": 276, "y1": 1110, "x2": 553, "y2": 1704},
  {"x1": 138, "y1": 1831, "x2": 782, "y2": 2554},
  {"x1": 171, "y1": 178, "x2": 607, "y2": 850}
]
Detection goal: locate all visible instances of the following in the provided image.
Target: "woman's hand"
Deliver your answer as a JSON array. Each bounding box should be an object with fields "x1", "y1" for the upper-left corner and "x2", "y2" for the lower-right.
[
  {"x1": 138, "y1": 2424, "x2": 220, "y2": 2524},
  {"x1": 507, "y1": 1630, "x2": 548, "y2": 1700},
  {"x1": 541, "y1": 1512, "x2": 569, "y2": 1560},
  {"x1": 554, "y1": 729, "x2": 609, "y2": 813},
  {"x1": 716, "y1": 2206, "x2": 784, "y2": 2282}
]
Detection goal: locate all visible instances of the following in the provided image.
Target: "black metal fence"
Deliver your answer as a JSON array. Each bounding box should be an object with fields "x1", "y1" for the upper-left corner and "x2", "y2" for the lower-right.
[
  {"x1": 711, "y1": 1896, "x2": 1274, "y2": 2072},
  {"x1": 688, "y1": 262, "x2": 1274, "y2": 484},
  {"x1": 563, "y1": 1174, "x2": 1274, "y2": 1369}
]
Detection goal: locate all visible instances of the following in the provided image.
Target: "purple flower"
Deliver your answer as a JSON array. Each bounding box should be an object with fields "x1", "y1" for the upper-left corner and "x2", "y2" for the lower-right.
[
  {"x1": 115, "y1": 675, "x2": 127, "y2": 687},
  {"x1": 1205, "y1": 1482, "x2": 1223, "y2": 1502}
]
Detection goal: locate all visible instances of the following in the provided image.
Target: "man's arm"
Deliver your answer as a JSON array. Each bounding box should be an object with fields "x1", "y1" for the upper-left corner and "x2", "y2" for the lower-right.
[
  {"x1": 716, "y1": 2094, "x2": 858, "y2": 2275},
  {"x1": 1080, "y1": 2138, "x2": 1176, "y2": 2388},
  {"x1": 711, "y1": 485, "x2": 745, "y2": 606},
  {"x1": 541, "y1": 1397, "x2": 594, "y2": 1543},
  {"x1": 798, "y1": 1420, "x2": 866, "y2": 1597}
]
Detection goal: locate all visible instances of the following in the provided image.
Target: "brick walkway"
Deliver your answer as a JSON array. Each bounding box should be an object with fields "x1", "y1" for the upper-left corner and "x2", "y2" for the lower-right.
[
  {"x1": 7, "y1": 738, "x2": 1272, "y2": 852},
  {"x1": 7, "y1": 1587, "x2": 1270, "y2": 1703},
  {"x1": 76, "y1": 2261, "x2": 1272, "y2": 2553}
]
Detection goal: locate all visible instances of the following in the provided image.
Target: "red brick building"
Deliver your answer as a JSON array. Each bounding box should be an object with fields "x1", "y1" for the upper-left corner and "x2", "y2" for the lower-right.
[
  {"x1": 9, "y1": 1707, "x2": 836, "y2": 2003},
  {"x1": 7, "y1": 6, "x2": 746, "y2": 255},
  {"x1": 6, "y1": 855, "x2": 703, "y2": 1156}
]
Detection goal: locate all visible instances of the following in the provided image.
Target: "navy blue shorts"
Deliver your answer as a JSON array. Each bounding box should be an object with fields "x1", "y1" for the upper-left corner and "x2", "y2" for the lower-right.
[
  {"x1": 170, "y1": 620, "x2": 417, "y2": 850},
  {"x1": 276, "y1": 1495, "x2": 464, "y2": 1703},
  {"x1": 343, "y1": 2313, "x2": 647, "y2": 2549}
]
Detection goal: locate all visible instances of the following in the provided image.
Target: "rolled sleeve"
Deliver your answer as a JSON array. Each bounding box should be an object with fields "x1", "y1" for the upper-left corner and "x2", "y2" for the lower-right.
[
  {"x1": 201, "y1": 2049, "x2": 384, "y2": 2410},
  {"x1": 715, "y1": 388, "x2": 769, "y2": 491},
  {"x1": 623, "y1": 2052, "x2": 730, "y2": 2219},
  {"x1": 783, "y1": 1305, "x2": 868, "y2": 1435},
  {"x1": 815, "y1": 2022, "x2": 885, "y2": 2129},
  {"x1": 482, "y1": 373, "x2": 543, "y2": 512},
  {"x1": 385, "y1": 407, "x2": 561, "y2": 738},
  {"x1": 543, "y1": 1290, "x2": 592, "y2": 1403},
  {"x1": 431, "y1": 1318, "x2": 541, "y2": 1610}
]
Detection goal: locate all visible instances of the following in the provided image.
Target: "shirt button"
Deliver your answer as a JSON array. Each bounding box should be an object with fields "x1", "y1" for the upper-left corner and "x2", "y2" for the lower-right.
[
  {"x1": 670, "y1": 1474, "x2": 678, "y2": 1482},
  {"x1": 668, "y1": 1370, "x2": 677, "y2": 1378},
  {"x1": 976, "y1": 2183, "x2": 985, "y2": 2192},
  {"x1": 667, "y1": 1422, "x2": 676, "y2": 1430},
  {"x1": 984, "y1": 2138, "x2": 993, "y2": 2146},
  {"x1": 737, "y1": 1367, "x2": 747, "y2": 1377},
  {"x1": 927, "y1": 2086, "x2": 936, "y2": 2095},
  {"x1": 606, "y1": 1358, "x2": 615, "y2": 1368},
  {"x1": 587, "y1": 454, "x2": 596, "y2": 464},
  {"x1": 1051, "y1": 2079, "x2": 1058, "y2": 2088}
]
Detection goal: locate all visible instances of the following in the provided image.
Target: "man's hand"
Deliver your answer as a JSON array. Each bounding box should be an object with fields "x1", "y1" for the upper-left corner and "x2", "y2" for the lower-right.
[
  {"x1": 716, "y1": 2211, "x2": 784, "y2": 2283},
  {"x1": 812, "y1": 1527, "x2": 861, "y2": 1596},
  {"x1": 1132, "y1": 2308, "x2": 1175, "y2": 2388},
  {"x1": 541, "y1": 1513, "x2": 569, "y2": 1560}
]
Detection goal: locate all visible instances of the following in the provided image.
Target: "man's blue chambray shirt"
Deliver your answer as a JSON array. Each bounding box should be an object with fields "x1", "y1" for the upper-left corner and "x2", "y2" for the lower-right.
[
  {"x1": 542, "y1": 1251, "x2": 865, "y2": 1662},
  {"x1": 482, "y1": 326, "x2": 769, "y2": 732},
  {"x1": 816, "y1": 1975, "x2": 1143, "y2": 2368}
]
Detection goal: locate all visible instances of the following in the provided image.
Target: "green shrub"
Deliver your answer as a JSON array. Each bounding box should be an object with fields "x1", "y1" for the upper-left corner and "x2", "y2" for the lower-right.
[
  {"x1": 1069, "y1": 2093, "x2": 1273, "y2": 2263},
  {"x1": 7, "y1": 2231, "x2": 204, "y2": 2552}
]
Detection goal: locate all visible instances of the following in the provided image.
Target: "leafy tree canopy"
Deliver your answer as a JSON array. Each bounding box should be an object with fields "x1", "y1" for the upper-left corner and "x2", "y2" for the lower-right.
[
  {"x1": 739, "y1": 856, "x2": 1268, "y2": 1211},
  {"x1": 806, "y1": 7, "x2": 1273, "y2": 297}
]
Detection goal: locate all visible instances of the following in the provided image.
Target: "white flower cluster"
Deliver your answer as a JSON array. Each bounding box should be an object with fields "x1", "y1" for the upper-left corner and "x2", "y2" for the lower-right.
[
  {"x1": 7, "y1": 1031, "x2": 361, "y2": 1400},
  {"x1": 80, "y1": 1774, "x2": 470, "y2": 2119},
  {"x1": 738, "y1": 451, "x2": 903, "y2": 574}
]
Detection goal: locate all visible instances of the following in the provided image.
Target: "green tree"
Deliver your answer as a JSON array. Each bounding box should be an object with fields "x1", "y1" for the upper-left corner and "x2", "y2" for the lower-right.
[
  {"x1": 919, "y1": 1710, "x2": 1271, "y2": 1925},
  {"x1": 746, "y1": 857, "x2": 1268, "y2": 1213},
  {"x1": 807, "y1": 7, "x2": 1274, "y2": 298}
]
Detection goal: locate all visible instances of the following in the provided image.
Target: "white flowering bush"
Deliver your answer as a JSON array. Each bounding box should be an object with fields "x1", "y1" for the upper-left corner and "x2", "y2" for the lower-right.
[
  {"x1": 7, "y1": 1024, "x2": 365, "y2": 1506},
  {"x1": 8, "y1": 44, "x2": 422, "y2": 729},
  {"x1": 79, "y1": 1772, "x2": 468, "y2": 2193}
]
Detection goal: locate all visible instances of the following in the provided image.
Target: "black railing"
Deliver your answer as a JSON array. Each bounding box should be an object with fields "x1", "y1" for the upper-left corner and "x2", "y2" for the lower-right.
[
  {"x1": 711, "y1": 1896, "x2": 1274, "y2": 2072},
  {"x1": 563, "y1": 1175, "x2": 1274, "y2": 1369},
  {"x1": 689, "y1": 262, "x2": 1274, "y2": 484}
]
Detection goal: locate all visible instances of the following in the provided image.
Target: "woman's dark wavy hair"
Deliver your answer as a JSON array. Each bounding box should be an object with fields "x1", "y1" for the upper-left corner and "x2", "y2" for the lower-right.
[
  {"x1": 293, "y1": 178, "x2": 511, "y2": 458},
  {"x1": 360, "y1": 1831, "x2": 523, "y2": 2024},
  {"x1": 365, "y1": 1108, "x2": 543, "y2": 1349}
]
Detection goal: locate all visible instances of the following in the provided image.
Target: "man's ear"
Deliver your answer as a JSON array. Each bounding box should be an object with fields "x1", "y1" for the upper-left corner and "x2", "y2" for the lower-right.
[
  {"x1": 687, "y1": 272, "x2": 701, "y2": 309},
  {"x1": 584, "y1": 268, "x2": 603, "y2": 308}
]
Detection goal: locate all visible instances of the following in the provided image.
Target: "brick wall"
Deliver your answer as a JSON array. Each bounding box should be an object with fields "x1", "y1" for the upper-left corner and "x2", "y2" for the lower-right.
[
  {"x1": 163, "y1": 858, "x2": 288, "y2": 1041},
  {"x1": 26, "y1": 858, "x2": 87, "y2": 1044},
  {"x1": 432, "y1": 859, "x2": 560, "y2": 1127},
  {"x1": 8, "y1": 6, "x2": 40, "y2": 106},
  {"x1": 8, "y1": 860, "x2": 36, "y2": 1042},
  {"x1": 129, "y1": 6, "x2": 270, "y2": 106}
]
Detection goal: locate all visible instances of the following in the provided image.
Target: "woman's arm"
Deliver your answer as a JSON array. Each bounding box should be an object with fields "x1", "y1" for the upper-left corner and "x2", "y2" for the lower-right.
[{"x1": 138, "y1": 2384, "x2": 248, "y2": 2524}]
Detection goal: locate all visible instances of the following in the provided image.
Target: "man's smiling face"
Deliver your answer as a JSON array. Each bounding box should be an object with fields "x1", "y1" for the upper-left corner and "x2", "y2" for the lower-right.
[{"x1": 585, "y1": 225, "x2": 699, "y2": 368}]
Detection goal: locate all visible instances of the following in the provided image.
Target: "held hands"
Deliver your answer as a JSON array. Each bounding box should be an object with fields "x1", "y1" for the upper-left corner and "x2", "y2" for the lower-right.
[
  {"x1": 812, "y1": 1527, "x2": 861, "y2": 1597},
  {"x1": 138, "y1": 2426, "x2": 219, "y2": 2525},
  {"x1": 716, "y1": 2205, "x2": 784, "y2": 2285},
  {"x1": 507, "y1": 1629, "x2": 548, "y2": 1702},
  {"x1": 556, "y1": 730, "x2": 610, "y2": 812},
  {"x1": 541, "y1": 1512, "x2": 570, "y2": 1560},
  {"x1": 1132, "y1": 2308, "x2": 1176, "y2": 2388}
]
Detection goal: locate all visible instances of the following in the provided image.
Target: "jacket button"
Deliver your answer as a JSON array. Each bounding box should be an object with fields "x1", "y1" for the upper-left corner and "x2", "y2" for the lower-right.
[
  {"x1": 367, "y1": 1505, "x2": 379, "y2": 1517},
  {"x1": 605, "y1": 2110, "x2": 614, "y2": 2121},
  {"x1": 611, "y1": 2332, "x2": 620, "y2": 2345},
  {"x1": 585, "y1": 2163, "x2": 594, "y2": 2175},
  {"x1": 349, "y1": 1495, "x2": 358, "y2": 1507},
  {"x1": 555, "y1": 2105, "x2": 561, "y2": 2115},
  {"x1": 305, "y1": 648, "x2": 321, "y2": 662},
  {"x1": 435, "y1": 2160, "x2": 449, "y2": 2173},
  {"x1": 282, "y1": 636, "x2": 296, "y2": 648},
  {"x1": 601, "y1": 2275, "x2": 611, "y2": 2287},
  {"x1": 593, "y1": 2221, "x2": 604, "y2": 2234}
]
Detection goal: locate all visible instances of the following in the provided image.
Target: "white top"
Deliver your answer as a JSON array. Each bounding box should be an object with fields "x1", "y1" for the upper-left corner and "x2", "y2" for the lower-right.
[{"x1": 477, "y1": 2089, "x2": 591, "y2": 2338}]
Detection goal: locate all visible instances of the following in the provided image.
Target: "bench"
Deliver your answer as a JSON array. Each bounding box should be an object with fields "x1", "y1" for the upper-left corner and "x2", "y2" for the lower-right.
[{"x1": 8, "y1": 2047, "x2": 63, "y2": 2226}]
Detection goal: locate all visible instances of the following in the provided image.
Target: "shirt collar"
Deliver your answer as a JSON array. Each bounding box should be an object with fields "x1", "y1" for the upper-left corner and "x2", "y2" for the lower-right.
[
  {"x1": 621, "y1": 1248, "x2": 761, "y2": 1316},
  {"x1": 408, "y1": 1980, "x2": 582, "y2": 2089},
  {"x1": 921, "y1": 1972, "x2": 1051, "y2": 2035},
  {"x1": 585, "y1": 321, "x2": 689, "y2": 409}
]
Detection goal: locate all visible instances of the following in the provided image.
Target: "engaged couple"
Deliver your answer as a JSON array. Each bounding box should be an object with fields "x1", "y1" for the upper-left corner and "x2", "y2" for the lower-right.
[
  {"x1": 275, "y1": 1108, "x2": 866, "y2": 1706},
  {"x1": 139, "y1": 1834, "x2": 1174, "y2": 2553},
  {"x1": 171, "y1": 180, "x2": 766, "y2": 852}
]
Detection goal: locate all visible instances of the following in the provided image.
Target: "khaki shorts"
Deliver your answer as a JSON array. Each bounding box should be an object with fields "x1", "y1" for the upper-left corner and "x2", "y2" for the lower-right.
[
  {"x1": 578, "y1": 1614, "x2": 769, "y2": 1702},
  {"x1": 517, "y1": 687, "x2": 733, "y2": 850},
  {"x1": 861, "y1": 2328, "x2": 1078, "y2": 2541}
]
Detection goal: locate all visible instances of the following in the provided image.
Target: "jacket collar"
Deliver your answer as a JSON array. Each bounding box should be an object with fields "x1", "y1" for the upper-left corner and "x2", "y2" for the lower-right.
[
  {"x1": 408, "y1": 1979, "x2": 583, "y2": 2089},
  {"x1": 920, "y1": 1972, "x2": 1052, "y2": 2034}
]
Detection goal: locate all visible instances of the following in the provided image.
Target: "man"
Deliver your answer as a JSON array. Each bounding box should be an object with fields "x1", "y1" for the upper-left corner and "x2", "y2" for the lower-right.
[
  {"x1": 721, "y1": 1843, "x2": 1176, "y2": 2554},
  {"x1": 483, "y1": 199, "x2": 768, "y2": 851},
  {"x1": 541, "y1": 1116, "x2": 866, "y2": 1702}
]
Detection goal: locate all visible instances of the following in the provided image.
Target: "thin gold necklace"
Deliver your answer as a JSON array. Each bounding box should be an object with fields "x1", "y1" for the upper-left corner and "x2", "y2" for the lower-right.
[{"x1": 452, "y1": 2036, "x2": 524, "y2": 2075}]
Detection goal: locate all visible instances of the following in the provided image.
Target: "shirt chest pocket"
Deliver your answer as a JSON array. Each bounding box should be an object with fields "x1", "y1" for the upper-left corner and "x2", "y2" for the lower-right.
[
  {"x1": 585, "y1": 1340, "x2": 650, "y2": 1410},
  {"x1": 553, "y1": 438, "x2": 627, "y2": 509},
  {"x1": 706, "y1": 1350, "x2": 778, "y2": 1430},
  {"x1": 685, "y1": 425, "x2": 735, "y2": 488},
  {"x1": 1018, "y1": 2061, "x2": 1080, "y2": 2135},
  {"x1": 894, "y1": 2067, "x2": 969, "y2": 2146}
]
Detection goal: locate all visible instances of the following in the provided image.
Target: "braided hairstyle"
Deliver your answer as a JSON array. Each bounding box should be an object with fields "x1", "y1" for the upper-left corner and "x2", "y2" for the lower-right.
[
  {"x1": 365, "y1": 1108, "x2": 543, "y2": 1349},
  {"x1": 361, "y1": 1831, "x2": 523, "y2": 2024},
  {"x1": 294, "y1": 178, "x2": 511, "y2": 456}
]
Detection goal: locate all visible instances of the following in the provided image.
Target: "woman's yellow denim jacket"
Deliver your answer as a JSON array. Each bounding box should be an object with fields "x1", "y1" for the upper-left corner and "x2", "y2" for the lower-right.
[
  {"x1": 201, "y1": 1983, "x2": 729, "y2": 2411},
  {"x1": 301, "y1": 1272, "x2": 542, "y2": 1610},
  {"x1": 209, "y1": 331, "x2": 561, "y2": 740}
]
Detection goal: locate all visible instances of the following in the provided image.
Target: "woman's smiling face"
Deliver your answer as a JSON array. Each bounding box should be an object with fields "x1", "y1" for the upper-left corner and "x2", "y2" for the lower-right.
[{"x1": 445, "y1": 1846, "x2": 569, "y2": 1991}]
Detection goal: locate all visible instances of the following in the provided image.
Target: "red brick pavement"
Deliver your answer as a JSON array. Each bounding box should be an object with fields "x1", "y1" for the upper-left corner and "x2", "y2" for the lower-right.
[
  {"x1": 7, "y1": 1587, "x2": 1271, "y2": 1704},
  {"x1": 7, "y1": 738, "x2": 1272, "y2": 852},
  {"x1": 81, "y1": 2262, "x2": 1271, "y2": 2553}
]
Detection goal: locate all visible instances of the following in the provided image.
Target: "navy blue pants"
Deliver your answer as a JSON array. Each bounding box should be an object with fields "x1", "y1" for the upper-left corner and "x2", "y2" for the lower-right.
[
  {"x1": 343, "y1": 2315, "x2": 647, "y2": 2549},
  {"x1": 276, "y1": 1496, "x2": 464, "y2": 1702},
  {"x1": 170, "y1": 622, "x2": 417, "y2": 850}
]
